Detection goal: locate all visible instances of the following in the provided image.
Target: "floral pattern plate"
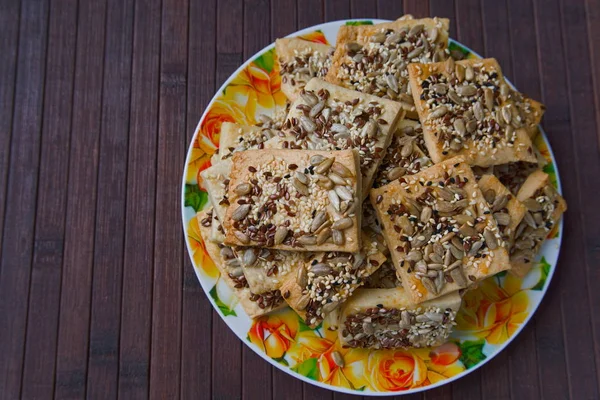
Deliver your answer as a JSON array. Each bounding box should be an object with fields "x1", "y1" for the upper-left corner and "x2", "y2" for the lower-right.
[{"x1": 181, "y1": 20, "x2": 563, "y2": 396}]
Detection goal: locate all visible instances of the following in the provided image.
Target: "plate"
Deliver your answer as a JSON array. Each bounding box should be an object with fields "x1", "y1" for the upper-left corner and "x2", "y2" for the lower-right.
[{"x1": 181, "y1": 19, "x2": 563, "y2": 396}]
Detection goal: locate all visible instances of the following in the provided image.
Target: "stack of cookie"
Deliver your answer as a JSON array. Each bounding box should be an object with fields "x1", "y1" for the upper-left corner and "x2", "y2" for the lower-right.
[{"x1": 197, "y1": 15, "x2": 566, "y2": 350}]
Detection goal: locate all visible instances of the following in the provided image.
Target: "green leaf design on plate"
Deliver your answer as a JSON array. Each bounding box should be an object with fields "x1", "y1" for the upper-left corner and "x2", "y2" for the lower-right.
[
  {"x1": 448, "y1": 41, "x2": 471, "y2": 58},
  {"x1": 531, "y1": 257, "x2": 551, "y2": 291},
  {"x1": 184, "y1": 184, "x2": 208, "y2": 212},
  {"x1": 209, "y1": 285, "x2": 237, "y2": 317},
  {"x1": 543, "y1": 162, "x2": 558, "y2": 188},
  {"x1": 345, "y1": 20, "x2": 373, "y2": 26},
  {"x1": 273, "y1": 356, "x2": 289, "y2": 366},
  {"x1": 254, "y1": 48, "x2": 275, "y2": 73},
  {"x1": 458, "y1": 339, "x2": 486, "y2": 369},
  {"x1": 292, "y1": 358, "x2": 319, "y2": 380}
]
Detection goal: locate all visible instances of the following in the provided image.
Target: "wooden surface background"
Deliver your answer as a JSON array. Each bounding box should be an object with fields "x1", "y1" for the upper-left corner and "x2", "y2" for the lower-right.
[{"x1": 1, "y1": 0, "x2": 599, "y2": 399}]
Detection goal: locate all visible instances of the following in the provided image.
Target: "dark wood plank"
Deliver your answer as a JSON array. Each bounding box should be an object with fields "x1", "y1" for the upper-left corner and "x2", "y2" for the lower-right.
[
  {"x1": 403, "y1": 0, "x2": 429, "y2": 18},
  {"x1": 273, "y1": 367, "x2": 303, "y2": 400},
  {"x1": 0, "y1": 0, "x2": 49, "y2": 397},
  {"x1": 271, "y1": 0, "x2": 296, "y2": 40},
  {"x1": 425, "y1": 385, "x2": 452, "y2": 400},
  {"x1": 117, "y1": 0, "x2": 161, "y2": 398},
  {"x1": 350, "y1": 0, "x2": 376, "y2": 19},
  {"x1": 0, "y1": 0, "x2": 21, "y2": 264},
  {"x1": 377, "y1": 0, "x2": 403, "y2": 19},
  {"x1": 84, "y1": 0, "x2": 134, "y2": 397},
  {"x1": 556, "y1": 0, "x2": 600, "y2": 397},
  {"x1": 212, "y1": 1, "x2": 243, "y2": 399},
  {"x1": 325, "y1": 0, "x2": 350, "y2": 20},
  {"x1": 584, "y1": 0, "x2": 600, "y2": 387},
  {"x1": 454, "y1": 0, "x2": 484, "y2": 55},
  {"x1": 149, "y1": 0, "x2": 189, "y2": 398},
  {"x1": 304, "y1": 383, "x2": 333, "y2": 400},
  {"x1": 481, "y1": 0, "x2": 512, "y2": 71},
  {"x1": 20, "y1": 0, "x2": 77, "y2": 398},
  {"x1": 452, "y1": 368, "x2": 482, "y2": 399},
  {"x1": 54, "y1": 0, "x2": 107, "y2": 398},
  {"x1": 529, "y1": 0, "x2": 574, "y2": 398},
  {"x1": 429, "y1": 0, "x2": 456, "y2": 35},
  {"x1": 181, "y1": 0, "x2": 217, "y2": 398},
  {"x1": 245, "y1": 0, "x2": 270, "y2": 56},
  {"x1": 298, "y1": 0, "x2": 324, "y2": 29}
]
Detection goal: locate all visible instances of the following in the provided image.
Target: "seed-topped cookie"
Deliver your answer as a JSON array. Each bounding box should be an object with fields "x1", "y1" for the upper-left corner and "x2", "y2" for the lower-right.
[
  {"x1": 197, "y1": 209, "x2": 286, "y2": 317},
  {"x1": 478, "y1": 174, "x2": 527, "y2": 251},
  {"x1": 339, "y1": 289, "x2": 461, "y2": 349},
  {"x1": 279, "y1": 232, "x2": 387, "y2": 328},
  {"x1": 276, "y1": 37, "x2": 334, "y2": 102},
  {"x1": 370, "y1": 157, "x2": 511, "y2": 304},
  {"x1": 272, "y1": 78, "x2": 403, "y2": 197},
  {"x1": 235, "y1": 246, "x2": 309, "y2": 294},
  {"x1": 372, "y1": 118, "x2": 433, "y2": 188},
  {"x1": 408, "y1": 58, "x2": 541, "y2": 167},
  {"x1": 511, "y1": 170, "x2": 567, "y2": 277},
  {"x1": 223, "y1": 149, "x2": 362, "y2": 252},
  {"x1": 325, "y1": 16, "x2": 450, "y2": 116},
  {"x1": 217, "y1": 121, "x2": 278, "y2": 161}
]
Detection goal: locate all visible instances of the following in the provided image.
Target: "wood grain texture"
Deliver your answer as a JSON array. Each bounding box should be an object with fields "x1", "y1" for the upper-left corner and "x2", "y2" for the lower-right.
[
  {"x1": 21, "y1": 0, "x2": 77, "y2": 398},
  {"x1": 0, "y1": 0, "x2": 598, "y2": 399},
  {"x1": 117, "y1": 0, "x2": 161, "y2": 398},
  {"x1": 0, "y1": 0, "x2": 49, "y2": 397}
]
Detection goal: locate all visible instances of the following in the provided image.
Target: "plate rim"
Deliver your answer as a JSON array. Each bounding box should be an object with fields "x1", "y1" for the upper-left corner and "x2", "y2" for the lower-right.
[{"x1": 180, "y1": 18, "x2": 564, "y2": 396}]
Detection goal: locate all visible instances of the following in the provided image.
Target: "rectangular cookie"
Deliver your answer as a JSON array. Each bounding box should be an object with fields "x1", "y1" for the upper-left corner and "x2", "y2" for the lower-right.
[
  {"x1": 511, "y1": 170, "x2": 567, "y2": 277},
  {"x1": 197, "y1": 209, "x2": 286, "y2": 318},
  {"x1": 372, "y1": 118, "x2": 433, "y2": 188},
  {"x1": 223, "y1": 149, "x2": 362, "y2": 252},
  {"x1": 339, "y1": 288, "x2": 461, "y2": 349},
  {"x1": 478, "y1": 174, "x2": 527, "y2": 249},
  {"x1": 276, "y1": 37, "x2": 333, "y2": 102},
  {"x1": 279, "y1": 231, "x2": 387, "y2": 327},
  {"x1": 370, "y1": 157, "x2": 511, "y2": 304},
  {"x1": 217, "y1": 121, "x2": 277, "y2": 161},
  {"x1": 275, "y1": 78, "x2": 403, "y2": 197},
  {"x1": 200, "y1": 159, "x2": 232, "y2": 223},
  {"x1": 407, "y1": 58, "x2": 538, "y2": 167},
  {"x1": 325, "y1": 16, "x2": 450, "y2": 117}
]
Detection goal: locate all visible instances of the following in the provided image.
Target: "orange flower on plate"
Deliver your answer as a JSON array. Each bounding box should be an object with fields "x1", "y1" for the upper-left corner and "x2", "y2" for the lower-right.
[
  {"x1": 421, "y1": 342, "x2": 466, "y2": 384},
  {"x1": 248, "y1": 310, "x2": 299, "y2": 359},
  {"x1": 299, "y1": 30, "x2": 329, "y2": 44},
  {"x1": 200, "y1": 98, "x2": 251, "y2": 147},
  {"x1": 224, "y1": 62, "x2": 287, "y2": 120},
  {"x1": 365, "y1": 349, "x2": 428, "y2": 391},
  {"x1": 186, "y1": 217, "x2": 219, "y2": 278},
  {"x1": 456, "y1": 274, "x2": 529, "y2": 345}
]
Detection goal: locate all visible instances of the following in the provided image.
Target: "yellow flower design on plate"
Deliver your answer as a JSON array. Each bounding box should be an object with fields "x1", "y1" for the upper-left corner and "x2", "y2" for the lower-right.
[{"x1": 186, "y1": 217, "x2": 219, "y2": 278}]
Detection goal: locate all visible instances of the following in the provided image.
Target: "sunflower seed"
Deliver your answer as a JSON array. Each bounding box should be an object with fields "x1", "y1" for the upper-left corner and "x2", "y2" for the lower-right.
[
  {"x1": 398, "y1": 215, "x2": 414, "y2": 235},
  {"x1": 362, "y1": 120, "x2": 378, "y2": 138},
  {"x1": 310, "y1": 101, "x2": 326, "y2": 118},
  {"x1": 232, "y1": 204, "x2": 251, "y2": 221},
  {"x1": 300, "y1": 91, "x2": 318, "y2": 106},
  {"x1": 457, "y1": 84, "x2": 477, "y2": 96},
  {"x1": 370, "y1": 32, "x2": 386, "y2": 43},
  {"x1": 448, "y1": 90, "x2": 463, "y2": 105},
  {"x1": 415, "y1": 260, "x2": 428, "y2": 273},
  {"x1": 465, "y1": 65, "x2": 474, "y2": 81},
  {"x1": 296, "y1": 294, "x2": 310, "y2": 310},
  {"x1": 420, "y1": 206, "x2": 432, "y2": 223},
  {"x1": 466, "y1": 119, "x2": 477, "y2": 133},
  {"x1": 421, "y1": 276, "x2": 438, "y2": 294},
  {"x1": 500, "y1": 83, "x2": 510, "y2": 98},
  {"x1": 243, "y1": 249, "x2": 257, "y2": 266},
  {"x1": 406, "y1": 250, "x2": 422, "y2": 262},
  {"x1": 310, "y1": 211, "x2": 328, "y2": 233},
  {"x1": 429, "y1": 26, "x2": 439, "y2": 42},
  {"x1": 220, "y1": 247, "x2": 235, "y2": 259},
  {"x1": 387, "y1": 166, "x2": 406, "y2": 181},
  {"x1": 311, "y1": 263, "x2": 332, "y2": 276},
  {"x1": 484, "y1": 229, "x2": 498, "y2": 250},
  {"x1": 274, "y1": 227, "x2": 288, "y2": 245},
  {"x1": 523, "y1": 211, "x2": 537, "y2": 228},
  {"x1": 429, "y1": 251, "x2": 444, "y2": 264},
  {"x1": 484, "y1": 189, "x2": 496, "y2": 204},
  {"x1": 407, "y1": 46, "x2": 424, "y2": 59},
  {"x1": 484, "y1": 88, "x2": 494, "y2": 111},
  {"x1": 293, "y1": 178, "x2": 309, "y2": 196},
  {"x1": 385, "y1": 74, "x2": 399, "y2": 93},
  {"x1": 229, "y1": 266, "x2": 244, "y2": 277},
  {"x1": 468, "y1": 240, "x2": 484, "y2": 256},
  {"x1": 300, "y1": 115, "x2": 316, "y2": 132},
  {"x1": 234, "y1": 183, "x2": 252, "y2": 195},
  {"x1": 450, "y1": 268, "x2": 467, "y2": 286},
  {"x1": 328, "y1": 190, "x2": 340, "y2": 211},
  {"x1": 332, "y1": 229, "x2": 345, "y2": 245},
  {"x1": 331, "y1": 162, "x2": 352, "y2": 178},
  {"x1": 297, "y1": 266, "x2": 308, "y2": 287},
  {"x1": 409, "y1": 23, "x2": 424, "y2": 37},
  {"x1": 310, "y1": 154, "x2": 326, "y2": 166},
  {"x1": 437, "y1": 186, "x2": 455, "y2": 201},
  {"x1": 332, "y1": 217, "x2": 353, "y2": 230},
  {"x1": 430, "y1": 105, "x2": 448, "y2": 119},
  {"x1": 492, "y1": 194, "x2": 509, "y2": 212},
  {"x1": 473, "y1": 101, "x2": 484, "y2": 121},
  {"x1": 445, "y1": 57, "x2": 455, "y2": 75},
  {"x1": 234, "y1": 230, "x2": 250, "y2": 244},
  {"x1": 523, "y1": 198, "x2": 542, "y2": 212},
  {"x1": 432, "y1": 83, "x2": 448, "y2": 95},
  {"x1": 315, "y1": 174, "x2": 333, "y2": 189},
  {"x1": 352, "y1": 253, "x2": 366, "y2": 271},
  {"x1": 455, "y1": 64, "x2": 465, "y2": 82},
  {"x1": 326, "y1": 172, "x2": 345, "y2": 186},
  {"x1": 335, "y1": 186, "x2": 354, "y2": 201},
  {"x1": 315, "y1": 157, "x2": 335, "y2": 174},
  {"x1": 453, "y1": 118, "x2": 466, "y2": 136},
  {"x1": 449, "y1": 245, "x2": 464, "y2": 260},
  {"x1": 345, "y1": 42, "x2": 362, "y2": 52},
  {"x1": 298, "y1": 235, "x2": 317, "y2": 245},
  {"x1": 363, "y1": 322, "x2": 374, "y2": 335},
  {"x1": 316, "y1": 228, "x2": 332, "y2": 245},
  {"x1": 502, "y1": 105, "x2": 512, "y2": 124},
  {"x1": 493, "y1": 212, "x2": 510, "y2": 226}
]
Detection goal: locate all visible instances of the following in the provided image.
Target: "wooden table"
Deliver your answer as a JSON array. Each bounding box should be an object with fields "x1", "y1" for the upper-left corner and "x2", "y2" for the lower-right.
[{"x1": 1, "y1": 0, "x2": 599, "y2": 398}]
